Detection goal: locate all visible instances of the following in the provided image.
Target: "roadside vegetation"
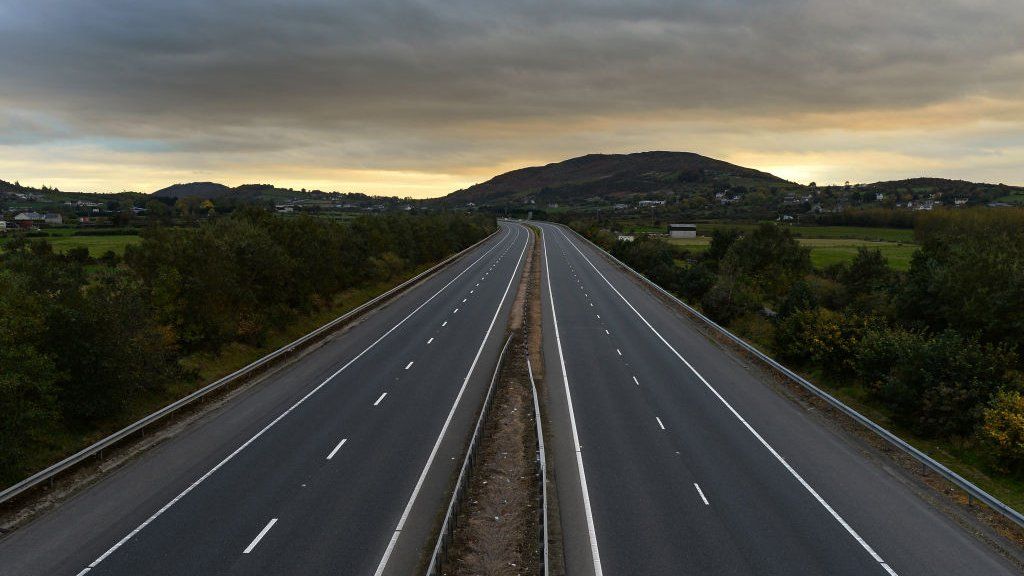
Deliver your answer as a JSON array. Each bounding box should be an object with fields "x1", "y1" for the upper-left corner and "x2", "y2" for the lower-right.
[
  {"x1": 0, "y1": 209, "x2": 494, "y2": 488},
  {"x1": 572, "y1": 208, "x2": 1024, "y2": 509}
]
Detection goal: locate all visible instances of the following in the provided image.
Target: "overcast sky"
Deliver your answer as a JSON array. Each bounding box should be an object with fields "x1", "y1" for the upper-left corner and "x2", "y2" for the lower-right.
[{"x1": 0, "y1": 0, "x2": 1021, "y2": 196}]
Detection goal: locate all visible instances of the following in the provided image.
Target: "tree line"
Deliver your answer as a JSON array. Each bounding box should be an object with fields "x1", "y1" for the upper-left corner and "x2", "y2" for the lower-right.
[
  {"x1": 574, "y1": 209, "x2": 1024, "y2": 475},
  {"x1": 0, "y1": 209, "x2": 494, "y2": 486}
]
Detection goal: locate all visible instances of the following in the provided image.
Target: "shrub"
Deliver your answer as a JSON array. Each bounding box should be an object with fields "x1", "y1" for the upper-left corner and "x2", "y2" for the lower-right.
[
  {"x1": 612, "y1": 236, "x2": 682, "y2": 293},
  {"x1": 775, "y1": 307, "x2": 865, "y2": 375},
  {"x1": 730, "y1": 313, "x2": 775, "y2": 351},
  {"x1": 899, "y1": 209, "x2": 1024, "y2": 351},
  {"x1": 841, "y1": 247, "x2": 895, "y2": 297},
  {"x1": 718, "y1": 223, "x2": 811, "y2": 302},
  {"x1": 981, "y1": 389, "x2": 1024, "y2": 473},
  {"x1": 703, "y1": 228, "x2": 740, "y2": 269},
  {"x1": 778, "y1": 279, "x2": 817, "y2": 318},
  {"x1": 678, "y1": 262, "x2": 716, "y2": 302},
  {"x1": 700, "y1": 276, "x2": 759, "y2": 325},
  {"x1": 854, "y1": 327, "x2": 923, "y2": 396},
  {"x1": 859, "y1": 329, "x2": 1016, "y2": 437}
]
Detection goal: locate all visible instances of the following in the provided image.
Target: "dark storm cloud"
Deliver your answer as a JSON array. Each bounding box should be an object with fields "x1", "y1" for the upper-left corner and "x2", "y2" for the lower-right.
[
  {"x1": 3, "y1": 0, "x2": 1021, "y2": 128},
  {"x1": 0, "y1": 0, "x2": 1021, "y2": 190}
]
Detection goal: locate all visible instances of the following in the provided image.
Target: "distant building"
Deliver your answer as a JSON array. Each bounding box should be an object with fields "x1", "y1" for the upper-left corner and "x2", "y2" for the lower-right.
[
  {"x1": 617, "y1": 235, "x2": 635, "y2": 242},
  {"x1": 43, "y1": 213, "x2": 62, "y2": 225},
  {"x1": 638, "y1": 200, "x2": 666, "y2": 207},
  {"x1": 954, "y1": 198, "x2": 968, "y2": 206},
  {"x1": 0, "y1": 221, "x2": 7, "y2": 232},
  {"x1": 668, "y1": 223, "x2": 696, "y2": 238},
  {"x1": 14, "y1": 211, "x2": 43, "y2": 221}
]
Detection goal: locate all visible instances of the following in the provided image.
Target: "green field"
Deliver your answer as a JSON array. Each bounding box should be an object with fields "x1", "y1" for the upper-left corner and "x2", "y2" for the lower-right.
[
  {"x1": 2, "y1": 234, "x2": 141, "y2": 257},
  {"x1": 701, "y1": 223, "x2": 915, "y2": 243},
  {"x1": 625, "y1": 222, "x2": 917, "y2": 243},
  {"x1": 47, "y1": 235, "x2": 141, "y2": 256},
  {"x1": 666, "y1": 236, "x2": 917, "y2": 271},
  {"x1": 996, "y1": 193, "x2": 1024, "y2": 205}
]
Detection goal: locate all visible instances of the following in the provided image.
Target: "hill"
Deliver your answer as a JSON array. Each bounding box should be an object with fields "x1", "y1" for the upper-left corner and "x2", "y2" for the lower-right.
[
  {"x1": 444, "y1": 151, "x2": 796, "y2": 205},
  {"x1": 151, "y1": 182, "x2": 336, "y2": 203},
  {"x1": 858, "y1": 178, "x2": 1023, "y2": 203},
  {"x1": 152, "y1": 182, "x2": 232, "y2": 200}
]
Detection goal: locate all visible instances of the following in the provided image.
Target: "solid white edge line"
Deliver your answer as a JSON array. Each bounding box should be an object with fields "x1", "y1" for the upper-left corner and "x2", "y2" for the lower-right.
[
  {"x1": 242, "y1": 518, "x2": 278, "y2": 554},
  {"x1": 556, "y1": 225, "x2": 899, "y2": 576},
  {"x1": 72, "y1": 226, "x2": 514, "y2": 574},
  {"x1": 326, "y1": 438, "x2": 348, "y2": 460},
  {"x1": 372, "y1": 224, "x2": 530, "y2": 576},
  {"x1": 542, "y1": 226, "x2": 604, "y2": 576},
  {"x1": 694, "y1": 483, "x2": 710, "y2": 506}
]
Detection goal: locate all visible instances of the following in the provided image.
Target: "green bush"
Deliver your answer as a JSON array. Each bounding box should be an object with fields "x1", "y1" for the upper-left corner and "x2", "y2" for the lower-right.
[
  {"x1": 778, "y1": 279, "x2": 818, "y2": 318},
  {"x1": 981, "y1": 389, "x2": 1024, "y2": 473},
  {"x1": 775, "y1": 307, "x2": 865, "y2": 375},
  {"x1": 678, "y1": 262, "x2": 716, "y2": 302},
  {"x1": 858, "y1": 328, "x2": 1015, "y2": 437},
  {"x1": 899, "y1": 209, "x2": 1024, "y2": 350},
  {"x1": 700, "y1": 276, "x2": 760, "y2": 326},
  {"x1": 854, "y1": 327, "x2": 923, "y2": 396},
  {"x1": 718, "y1": 223, "x2": 811, "y2": 302},
  {"x1": 611, "y1": 236, "x2": 682, "y2": 293}
]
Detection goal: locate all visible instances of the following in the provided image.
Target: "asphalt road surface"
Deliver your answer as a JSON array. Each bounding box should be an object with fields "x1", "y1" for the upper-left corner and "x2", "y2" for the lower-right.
[
  {"x1": 0, "y1": 220, "x2": 530, "y2": 576},
  {"x1": 535, "y1": 221, "x2": 1020, "y2": 576}
]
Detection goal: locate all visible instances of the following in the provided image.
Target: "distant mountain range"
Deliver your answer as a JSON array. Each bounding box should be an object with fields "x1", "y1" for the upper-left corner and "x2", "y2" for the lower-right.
[{"x1": 4, "y1": 152, "x2": 1023, "y2": 210}]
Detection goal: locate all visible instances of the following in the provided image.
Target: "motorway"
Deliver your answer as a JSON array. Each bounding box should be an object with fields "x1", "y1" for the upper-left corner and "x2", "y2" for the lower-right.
[
  {"x1": 0, "y1": 221, "x2": 530, "y2": 576},
  {"x1": 535, "y1": 221, "x2": 1020, "y2": 576},
  {"x1": 2, "y1": 217, "x2": 1021, "y2": 576}
]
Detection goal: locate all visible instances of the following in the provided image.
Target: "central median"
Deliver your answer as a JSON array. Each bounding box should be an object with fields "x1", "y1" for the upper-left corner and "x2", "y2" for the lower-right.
[{"x1": 428, "y1": 223, "x2": 552, "y2": 575}]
